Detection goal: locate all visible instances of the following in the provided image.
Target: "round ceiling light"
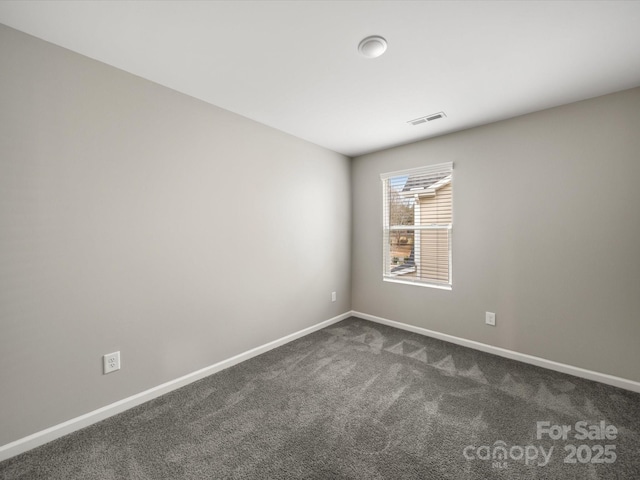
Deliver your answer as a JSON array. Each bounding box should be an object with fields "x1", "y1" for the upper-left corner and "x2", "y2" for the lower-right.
[{"x1": 358, "y1": 35, "x2": 387, "y2": 59}]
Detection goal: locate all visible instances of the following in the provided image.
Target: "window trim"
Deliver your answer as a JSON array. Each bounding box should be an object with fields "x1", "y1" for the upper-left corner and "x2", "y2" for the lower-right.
[
  {"x1": 381, "y1": 162, "x2": 453, "y2": 290},
  {"x1": 383, "y1": 276, "x2": 453, "y2": 291}
]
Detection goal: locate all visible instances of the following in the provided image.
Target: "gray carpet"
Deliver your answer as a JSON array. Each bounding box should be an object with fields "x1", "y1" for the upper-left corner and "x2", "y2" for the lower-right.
[{"x1": 1, "y1": 316, "x2": 639, "y2": 479}]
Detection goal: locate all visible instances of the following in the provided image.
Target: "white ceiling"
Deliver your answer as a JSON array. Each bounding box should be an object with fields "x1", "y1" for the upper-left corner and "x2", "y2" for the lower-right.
[{"x1": 1, "y1": 1, "x2": 640, "y2": 157}]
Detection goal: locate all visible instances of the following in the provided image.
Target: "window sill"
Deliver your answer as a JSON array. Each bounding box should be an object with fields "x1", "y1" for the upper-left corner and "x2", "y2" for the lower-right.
[{"x1": 383, "y1": 277, "x2": 452, "y2": 291}]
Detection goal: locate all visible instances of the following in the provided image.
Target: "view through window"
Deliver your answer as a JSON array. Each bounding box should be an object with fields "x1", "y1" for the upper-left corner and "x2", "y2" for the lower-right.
[{"x1": 381, "y1": 162, "x2": 453, "y2": 288}]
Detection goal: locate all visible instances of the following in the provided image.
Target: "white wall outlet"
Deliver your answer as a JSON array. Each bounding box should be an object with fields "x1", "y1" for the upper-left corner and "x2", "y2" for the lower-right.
[
  {"x1": 331, "y1": 291, "x2": 337, "y2": 302},
  {"x1": 103, "y1": 351, "x2": 121, "y2": 374},
  {"x1": 485, "y1": 312, "x2": 496, "y2": 326}
]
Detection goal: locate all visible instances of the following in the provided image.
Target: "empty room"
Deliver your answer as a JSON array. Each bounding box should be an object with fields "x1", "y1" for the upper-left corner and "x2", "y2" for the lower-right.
[{"x1": 1, "y1": 1, "x2": 639, "y2": 479}]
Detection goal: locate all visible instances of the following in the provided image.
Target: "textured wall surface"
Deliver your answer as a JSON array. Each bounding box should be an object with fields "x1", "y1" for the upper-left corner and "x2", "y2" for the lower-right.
[
  {"x1": 0, "y1": 24, "x2": 351, "y2": 445},
  {"x1": 352, "y1": 87, "x2": 640, "y2": 383}
]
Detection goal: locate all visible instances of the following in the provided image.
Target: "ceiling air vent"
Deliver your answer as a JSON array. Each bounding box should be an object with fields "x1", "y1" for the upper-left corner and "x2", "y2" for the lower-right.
[{"x1": 407, "y1": 112, "x2": 447, "y2": 126}]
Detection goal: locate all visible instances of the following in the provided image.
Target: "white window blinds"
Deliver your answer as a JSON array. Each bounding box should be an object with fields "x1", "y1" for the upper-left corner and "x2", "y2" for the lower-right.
[{"x1": 381, "y1": 162, "x2": 453, "y2": 288}]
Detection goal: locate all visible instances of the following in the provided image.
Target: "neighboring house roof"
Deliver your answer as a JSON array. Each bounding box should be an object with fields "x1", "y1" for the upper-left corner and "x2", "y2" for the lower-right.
[{"x1": 402, "y1": 173, "x2": 451, "y2": 195}]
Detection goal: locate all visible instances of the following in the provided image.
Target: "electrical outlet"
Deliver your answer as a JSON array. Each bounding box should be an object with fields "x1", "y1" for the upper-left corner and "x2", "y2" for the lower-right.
[
  {"x1": 485, "y1": 312, "x2": 496, "y2": 326},
  {"x1": 103, "y1": 351, "x2": 121, "y2": 374},
  {"x1": 331, "y1": 291, "x2": 337, "y2": 302}
]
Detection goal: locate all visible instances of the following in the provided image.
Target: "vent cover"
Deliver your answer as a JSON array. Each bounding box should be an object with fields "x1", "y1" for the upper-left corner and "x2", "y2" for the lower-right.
[{"x1": 408, "y1": 112, "x2": 447, "y2": 126}]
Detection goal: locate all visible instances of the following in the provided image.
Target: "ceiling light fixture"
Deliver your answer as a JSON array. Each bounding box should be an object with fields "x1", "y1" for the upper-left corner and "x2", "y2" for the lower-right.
[{"x1": 358, "y1": 35, "x2": 387, "y2": 58}]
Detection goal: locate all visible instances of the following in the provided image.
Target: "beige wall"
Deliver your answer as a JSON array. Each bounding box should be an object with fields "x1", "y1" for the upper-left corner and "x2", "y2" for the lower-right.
[
  {"x1": 352, "y1": 87, "x2": 640, "y2": 383},
  {"x1": 0, "y1": 25, "x2": 351, "y2": 446},
  {"x1": 2, "y1": 18, "x2": 640, "y2": 451}
]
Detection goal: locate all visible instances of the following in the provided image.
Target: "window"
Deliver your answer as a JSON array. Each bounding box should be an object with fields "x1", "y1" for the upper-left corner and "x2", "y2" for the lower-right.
[{"x1": 381, "y1": 162, "x2": 453, "y2": 289}]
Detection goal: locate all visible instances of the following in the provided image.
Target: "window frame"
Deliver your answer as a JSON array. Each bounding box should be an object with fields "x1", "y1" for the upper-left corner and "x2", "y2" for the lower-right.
[{"x1": 381, "y1": 162, "x2": 453, "y2": 290}]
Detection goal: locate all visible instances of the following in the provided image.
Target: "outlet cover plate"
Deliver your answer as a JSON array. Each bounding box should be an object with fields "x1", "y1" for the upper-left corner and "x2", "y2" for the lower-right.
[
  {"x1": 486, "y1": 312, "x2": 496, "y2": 326},
  {"x1": 103, "y1": 351, "x2": 121, "y2": 374}
]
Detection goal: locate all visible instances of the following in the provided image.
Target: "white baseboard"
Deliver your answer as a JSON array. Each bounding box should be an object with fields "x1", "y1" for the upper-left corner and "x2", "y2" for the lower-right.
[
  {"x1": 4, "y1": 309, "x2": 637, "y2": 462},
  {"x1": 352, "y1": 310, "x2": 640, "y2": 394},
  {"x1": 0, "y1": 311, "x2": 351, "y2": 462}
]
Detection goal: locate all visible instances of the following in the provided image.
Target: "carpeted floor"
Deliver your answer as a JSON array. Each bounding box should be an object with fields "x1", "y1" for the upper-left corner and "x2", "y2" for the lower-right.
[{"x1": 1, "y1": 316, "x2": 639, "y2": 479}]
